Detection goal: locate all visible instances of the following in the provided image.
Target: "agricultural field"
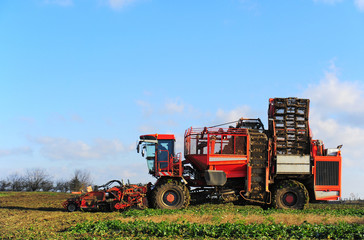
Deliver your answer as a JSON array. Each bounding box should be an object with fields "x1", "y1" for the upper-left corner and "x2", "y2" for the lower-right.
[{"x1": 0, "y1": 192, "x2": 363, "y2": 239}]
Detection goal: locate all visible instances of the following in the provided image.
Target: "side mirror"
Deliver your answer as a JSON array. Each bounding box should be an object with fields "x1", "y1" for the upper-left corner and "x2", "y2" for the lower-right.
[{"x1": 142, "y1": 147, "x2": 145, "y2": 157}]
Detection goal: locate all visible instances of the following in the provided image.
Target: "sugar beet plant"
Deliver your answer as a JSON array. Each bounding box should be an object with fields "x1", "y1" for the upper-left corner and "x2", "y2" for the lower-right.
[
  {"x1": 120, "y1": 203, "x2": 364, "y2": 218},
  {"x1": 69, "y1": 220, "x2": 364, "y2": 239}
]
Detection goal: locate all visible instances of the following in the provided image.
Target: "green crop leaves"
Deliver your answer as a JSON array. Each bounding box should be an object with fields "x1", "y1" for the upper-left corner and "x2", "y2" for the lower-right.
[
  {"x1": 69, "y1": 220, "x2": 364, "y2": 239},
  {"x1": 120, "y1": 203, "x2": 364, "y2": 218}
]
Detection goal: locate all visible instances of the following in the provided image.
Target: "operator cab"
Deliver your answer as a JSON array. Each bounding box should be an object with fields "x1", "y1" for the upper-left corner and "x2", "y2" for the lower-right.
[{"x1": 137, "y1": 134, "x2": 176, "y2": 176}]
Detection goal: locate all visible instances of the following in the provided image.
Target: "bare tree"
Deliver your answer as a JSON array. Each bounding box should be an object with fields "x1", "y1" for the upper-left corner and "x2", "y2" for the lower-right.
[
  {"x1": 0, "y1": 179, "x2": 10, "y2": 191},
  {"x1": 55, "y1": 180, "x2": 70, "y2": 192},
  {"x1": 7, "y1": 173, "x2": 25, "y2": 191},
  {"x1": 69, "y1": 169, "x2": 92, "y2": 192},
  {"x1": 24, "y1": 168, "x2": 51, "y2": 191},
  {"x1": 350, "y1": 192, "x2": 360, "y2": 201},
  {"x1": 40, "y1": 180, "x2": 54, "y2": 192}
]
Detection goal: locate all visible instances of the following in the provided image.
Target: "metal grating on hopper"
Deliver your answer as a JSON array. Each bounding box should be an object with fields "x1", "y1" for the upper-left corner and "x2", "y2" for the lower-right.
[
  {"x1": 315, "y1": 161, "x2": 339, "y2": 186},
  {"x1": 269, "y1": 98, "x2": 310, "y2": 155}
]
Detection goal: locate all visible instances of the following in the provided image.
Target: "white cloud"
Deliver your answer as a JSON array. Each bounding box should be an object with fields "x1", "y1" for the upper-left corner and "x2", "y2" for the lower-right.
[
  {"x1": 313, "y1": 0, "x2": 343, "y2": 4},
  {"x1": 43, "y1": 0, "x2": 73, "y2": 6},
  {"x1": 310, "y1": 114, "x2": 364, "y2": 167},
  {"x1": 19, "y1": 117, "x2": 35, "y2": 125},
  {"x1": 174, "y1": 133, "x2": 185, "y2": 154},
  {"x1": 138, "y1": 125, "x2": 155, "y2": 133},
  {"x1": 303, "y1": 63, "x2": 364, "y2": 198},
  {"x1": 0, "y1": 147, "x2": 32, "y2": 158},
  {"x1": 215, "y1": 105, "x2": 254, "y2": 125},
  {"x1": 34, "y1": 137, "x2": 125, "y2": 161},
  {"x1": 312, "y1": 0, "x2": 364, "y2": 12},
  {"x1": 71, "y1": 114, "x2": 84, "y2": 123},
  {"x1": 354, "y1": 0, "x2": 364, "y2": 11},
  {"x1": 136, "y1": 100, "x2": 153, "y2": 117},
  {"x1": 136, "y1": 97, "x2": 256, "y2": 134},
  {"x1": 143, "y1": 90, "x2": 153, "y2": 96},
  {"x1": 138, "y1": 119, "x2": 179, "y2": 134},
  {"x1": 163, "y1": 100, "x2": 184, "y2": 114},
  {"x1": 48, "y1": 113, "x2": 85, "y2": 124},
  {"x1": 305, "y1": 63, "x2": 364, "y2": 156},
  {"x1": 108, "y1": 0, "x2": 138, "y2": 9},
  {"x1": 304, "y1": 68, "x2": 364, "y2": 116}
]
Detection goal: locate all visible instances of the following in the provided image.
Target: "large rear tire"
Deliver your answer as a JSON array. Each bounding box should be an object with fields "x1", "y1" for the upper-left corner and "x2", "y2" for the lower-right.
[
  {"x1": 151, "y1": 180, "x2": 190, "y2": 209},
  {"x1": 272, "y1": 180, "x2": 309, "y2": 210}
]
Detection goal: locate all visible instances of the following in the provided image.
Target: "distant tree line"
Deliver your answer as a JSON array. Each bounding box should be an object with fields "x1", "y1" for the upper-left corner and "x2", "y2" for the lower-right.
[{"x1": 0, "y1": 168, "x2": 92, "y2": 192}]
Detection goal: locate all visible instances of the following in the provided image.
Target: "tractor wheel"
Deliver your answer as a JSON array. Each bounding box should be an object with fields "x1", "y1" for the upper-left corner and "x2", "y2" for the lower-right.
[
  {"x1": 272, "y1": 180, "x2": 309, "y2": 210},
  {"x1": 151, "y1": 180, "x2": 190, "y2": 209},
  {"x1": 67, "y1": 202, "x2": 77, "y2": 212}
]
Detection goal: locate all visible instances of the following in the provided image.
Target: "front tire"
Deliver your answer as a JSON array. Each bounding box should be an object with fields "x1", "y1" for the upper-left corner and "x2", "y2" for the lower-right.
[
  {"x1": 151, "y1": 180, "x2": 190, "y2": 209},
  {"x1": 272, "y1": 180, "x2": 308, "y2": 210},
  {"x1": 67, "y1": 202, "x2": 77, "y2": 212}
]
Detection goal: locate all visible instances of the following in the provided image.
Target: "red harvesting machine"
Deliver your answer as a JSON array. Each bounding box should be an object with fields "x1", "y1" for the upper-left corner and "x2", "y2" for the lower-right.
[
  {"x1": 137, "y1": 98, "x2": 342, "y2": 210},
  {"x1": 63, "y1": 180, "x2": 148, "y2": 212}
]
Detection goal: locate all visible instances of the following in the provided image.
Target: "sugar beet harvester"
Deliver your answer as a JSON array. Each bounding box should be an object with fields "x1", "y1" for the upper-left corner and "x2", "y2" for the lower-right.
[{"x1": 137, "y1": 98, "x2": 342, "y2": 210}]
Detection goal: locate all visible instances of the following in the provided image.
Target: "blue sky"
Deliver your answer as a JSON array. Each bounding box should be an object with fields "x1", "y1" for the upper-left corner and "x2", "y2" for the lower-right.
[{"x1": 0, "y1": 0, "x2": 363, "y2": 198}]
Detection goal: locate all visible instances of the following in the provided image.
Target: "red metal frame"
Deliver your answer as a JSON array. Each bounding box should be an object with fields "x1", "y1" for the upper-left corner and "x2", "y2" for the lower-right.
[
  {"x1": 313, "y1": 154, "x2": 342, "y2": 200},
  {"x1": 247, "y1": 135, "x2": 251, "y2": 192},
  {"x1": 139, "y1": 134, "x2": 175, "y2": 140},
  {"x1": 184, "y1": 127, "x2": 250, "y2": 185},
  {"x1": 63, "y1": 184, "x2": 148, "y2": 211},
  {"x1": 311, "y1": 138, "x2": 342, "y2": 201},
  {"x1": 156, "y1": 151, "x2": 183, "y2": 177}
]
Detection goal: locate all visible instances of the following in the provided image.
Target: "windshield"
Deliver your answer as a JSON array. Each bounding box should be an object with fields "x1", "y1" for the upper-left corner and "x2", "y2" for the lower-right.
[
  {"x1": 144, "y1": 143, "x2": 156, "y2": 172},
  {"x1": 145, "y1": 143, "x2": 156, "y2": 158}
]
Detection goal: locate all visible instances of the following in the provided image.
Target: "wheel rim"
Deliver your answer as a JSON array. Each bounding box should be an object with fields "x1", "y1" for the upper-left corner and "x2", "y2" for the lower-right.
[
  {"x1": 68, "y1": 203, "x2": 76, "y2": 212},
  {"x1": 282, "y1": 192, "x2": 297, "y2": 206},
  {"x1": 163, "y1": 190, "x2": 179, "y2": 206}
]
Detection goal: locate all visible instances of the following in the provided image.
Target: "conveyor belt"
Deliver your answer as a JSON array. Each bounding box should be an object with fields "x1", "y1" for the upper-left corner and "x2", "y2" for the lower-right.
[{"x1": 248, "y1": 130, "x2": 268, "y2": 201}]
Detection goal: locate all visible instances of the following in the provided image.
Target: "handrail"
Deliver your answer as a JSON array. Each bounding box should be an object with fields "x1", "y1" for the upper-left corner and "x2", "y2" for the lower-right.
[
  {"x1": 156, "y1": 150, "x2": 183, "y2": 177},
  {"x1": 184, "y1": 127, "x2": 249, "y2": 137}
]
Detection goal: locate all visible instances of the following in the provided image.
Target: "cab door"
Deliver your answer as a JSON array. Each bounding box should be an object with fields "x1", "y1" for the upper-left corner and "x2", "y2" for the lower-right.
[{"x1": 157, "y1": 139, "x2": 174, "y2": 171}]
